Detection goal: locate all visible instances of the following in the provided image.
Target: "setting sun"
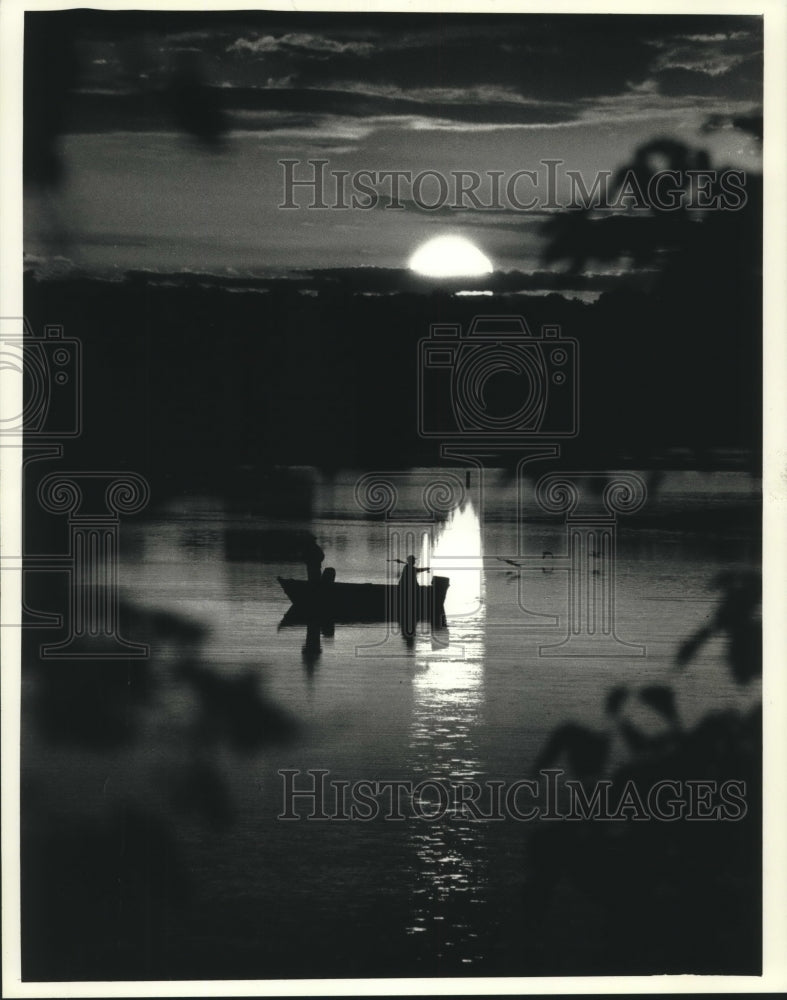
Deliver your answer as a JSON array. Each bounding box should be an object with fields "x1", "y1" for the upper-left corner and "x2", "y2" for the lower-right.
[{"x1": 408, "y1": 235, "x2": 494, "y2": 277}]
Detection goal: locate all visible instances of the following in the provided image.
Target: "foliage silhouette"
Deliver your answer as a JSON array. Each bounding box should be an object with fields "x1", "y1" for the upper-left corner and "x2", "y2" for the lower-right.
[
  {"x1": 675, "y1": 569, "x2": 761, "y2": 684},
  {"x1": 518, "y1": 570, "x2": 761, "y2": 975},
  {"x1": 22, "y1": 598, "x2": 296, "y2": 980}
]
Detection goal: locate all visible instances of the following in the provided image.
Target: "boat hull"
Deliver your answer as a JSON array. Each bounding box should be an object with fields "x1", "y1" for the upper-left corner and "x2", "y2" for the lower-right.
[{"x1": 277, "y1": 575, "x2": 449, "y2": 625}]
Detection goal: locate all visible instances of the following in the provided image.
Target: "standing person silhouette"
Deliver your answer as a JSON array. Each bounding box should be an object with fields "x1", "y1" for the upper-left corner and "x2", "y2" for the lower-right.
[
  {"x1": 395, "y1": 555, "x2": 430, "y2": 637},
  {"x1": 303, "y1": 536, "x2": 324, "y2": 585}
]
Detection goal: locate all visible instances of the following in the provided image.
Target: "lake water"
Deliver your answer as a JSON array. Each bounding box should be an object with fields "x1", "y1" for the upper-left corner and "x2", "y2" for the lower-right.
[{"x1": 24, "y1": 467, "x2": 761, "y2": 979}]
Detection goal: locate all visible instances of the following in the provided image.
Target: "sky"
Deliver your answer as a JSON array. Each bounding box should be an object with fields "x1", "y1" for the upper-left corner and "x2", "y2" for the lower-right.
[{"x1": 23, "y1": 10, "x2": 763, "y2": 281}]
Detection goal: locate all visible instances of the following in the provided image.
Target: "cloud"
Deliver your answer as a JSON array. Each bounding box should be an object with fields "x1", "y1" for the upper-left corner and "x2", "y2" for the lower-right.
[
  {"x1": 679, "y1": 31, "x2": 751, "y2": 43},
  {"x1": 225, "y1": 100, "x2": 743, "y2": 143},
  {"x1": 162, "y1": 29, "x2": 214, "y2": 45},
  {"x1": 228, "y1": 110, "x2": 380, "y2": 143},
  {"x1": 315, "y1": 81, "x2": 553, "y2": 107},
  {"x1": 227, "y1": 32, "x2": 374, "y2": 58},
  {"x1": 574, "y1": 88, "x2": 760, "y2": 130},
  {"x1": 227, "y1": 110, "x2": 577, "y2": 140},
  {"x1": 648, "y1": 31, "x2": 759, "y2": 78},
  {"x1": 654, "y1": 47, "x2": 747, "y2": 77},
  {"x1": 626, "y1": 78, "x2": 660, "y2": 95}
]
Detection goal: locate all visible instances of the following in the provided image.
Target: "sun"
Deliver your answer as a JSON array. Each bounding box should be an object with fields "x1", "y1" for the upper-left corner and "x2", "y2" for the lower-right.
[{"x1": 408, "y1": 235, "x2": 494, "y2": 277}]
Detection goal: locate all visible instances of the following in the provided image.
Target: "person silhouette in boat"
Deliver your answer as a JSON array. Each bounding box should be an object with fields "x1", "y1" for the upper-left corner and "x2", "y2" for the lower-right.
[
  {"x1": 303, "y1": 536, "x2": 324, "y2": 585},
  {"x1": 395, "y1": 555, "x2": 430, "y2": 589},
  {"x1": 394, "y1": 556, "x2": 430, "y2": 634}
]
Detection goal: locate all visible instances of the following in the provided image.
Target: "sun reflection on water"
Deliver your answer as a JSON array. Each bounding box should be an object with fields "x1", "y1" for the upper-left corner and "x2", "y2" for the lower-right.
[{"x1": 406, "y1": 498, "x2": 489, "y2": 965}]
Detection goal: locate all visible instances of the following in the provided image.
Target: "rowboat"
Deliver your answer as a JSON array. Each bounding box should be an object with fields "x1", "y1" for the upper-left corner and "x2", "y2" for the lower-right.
[{"x1": 277, "y1": 575, "x2": 449, "y2": 625}]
